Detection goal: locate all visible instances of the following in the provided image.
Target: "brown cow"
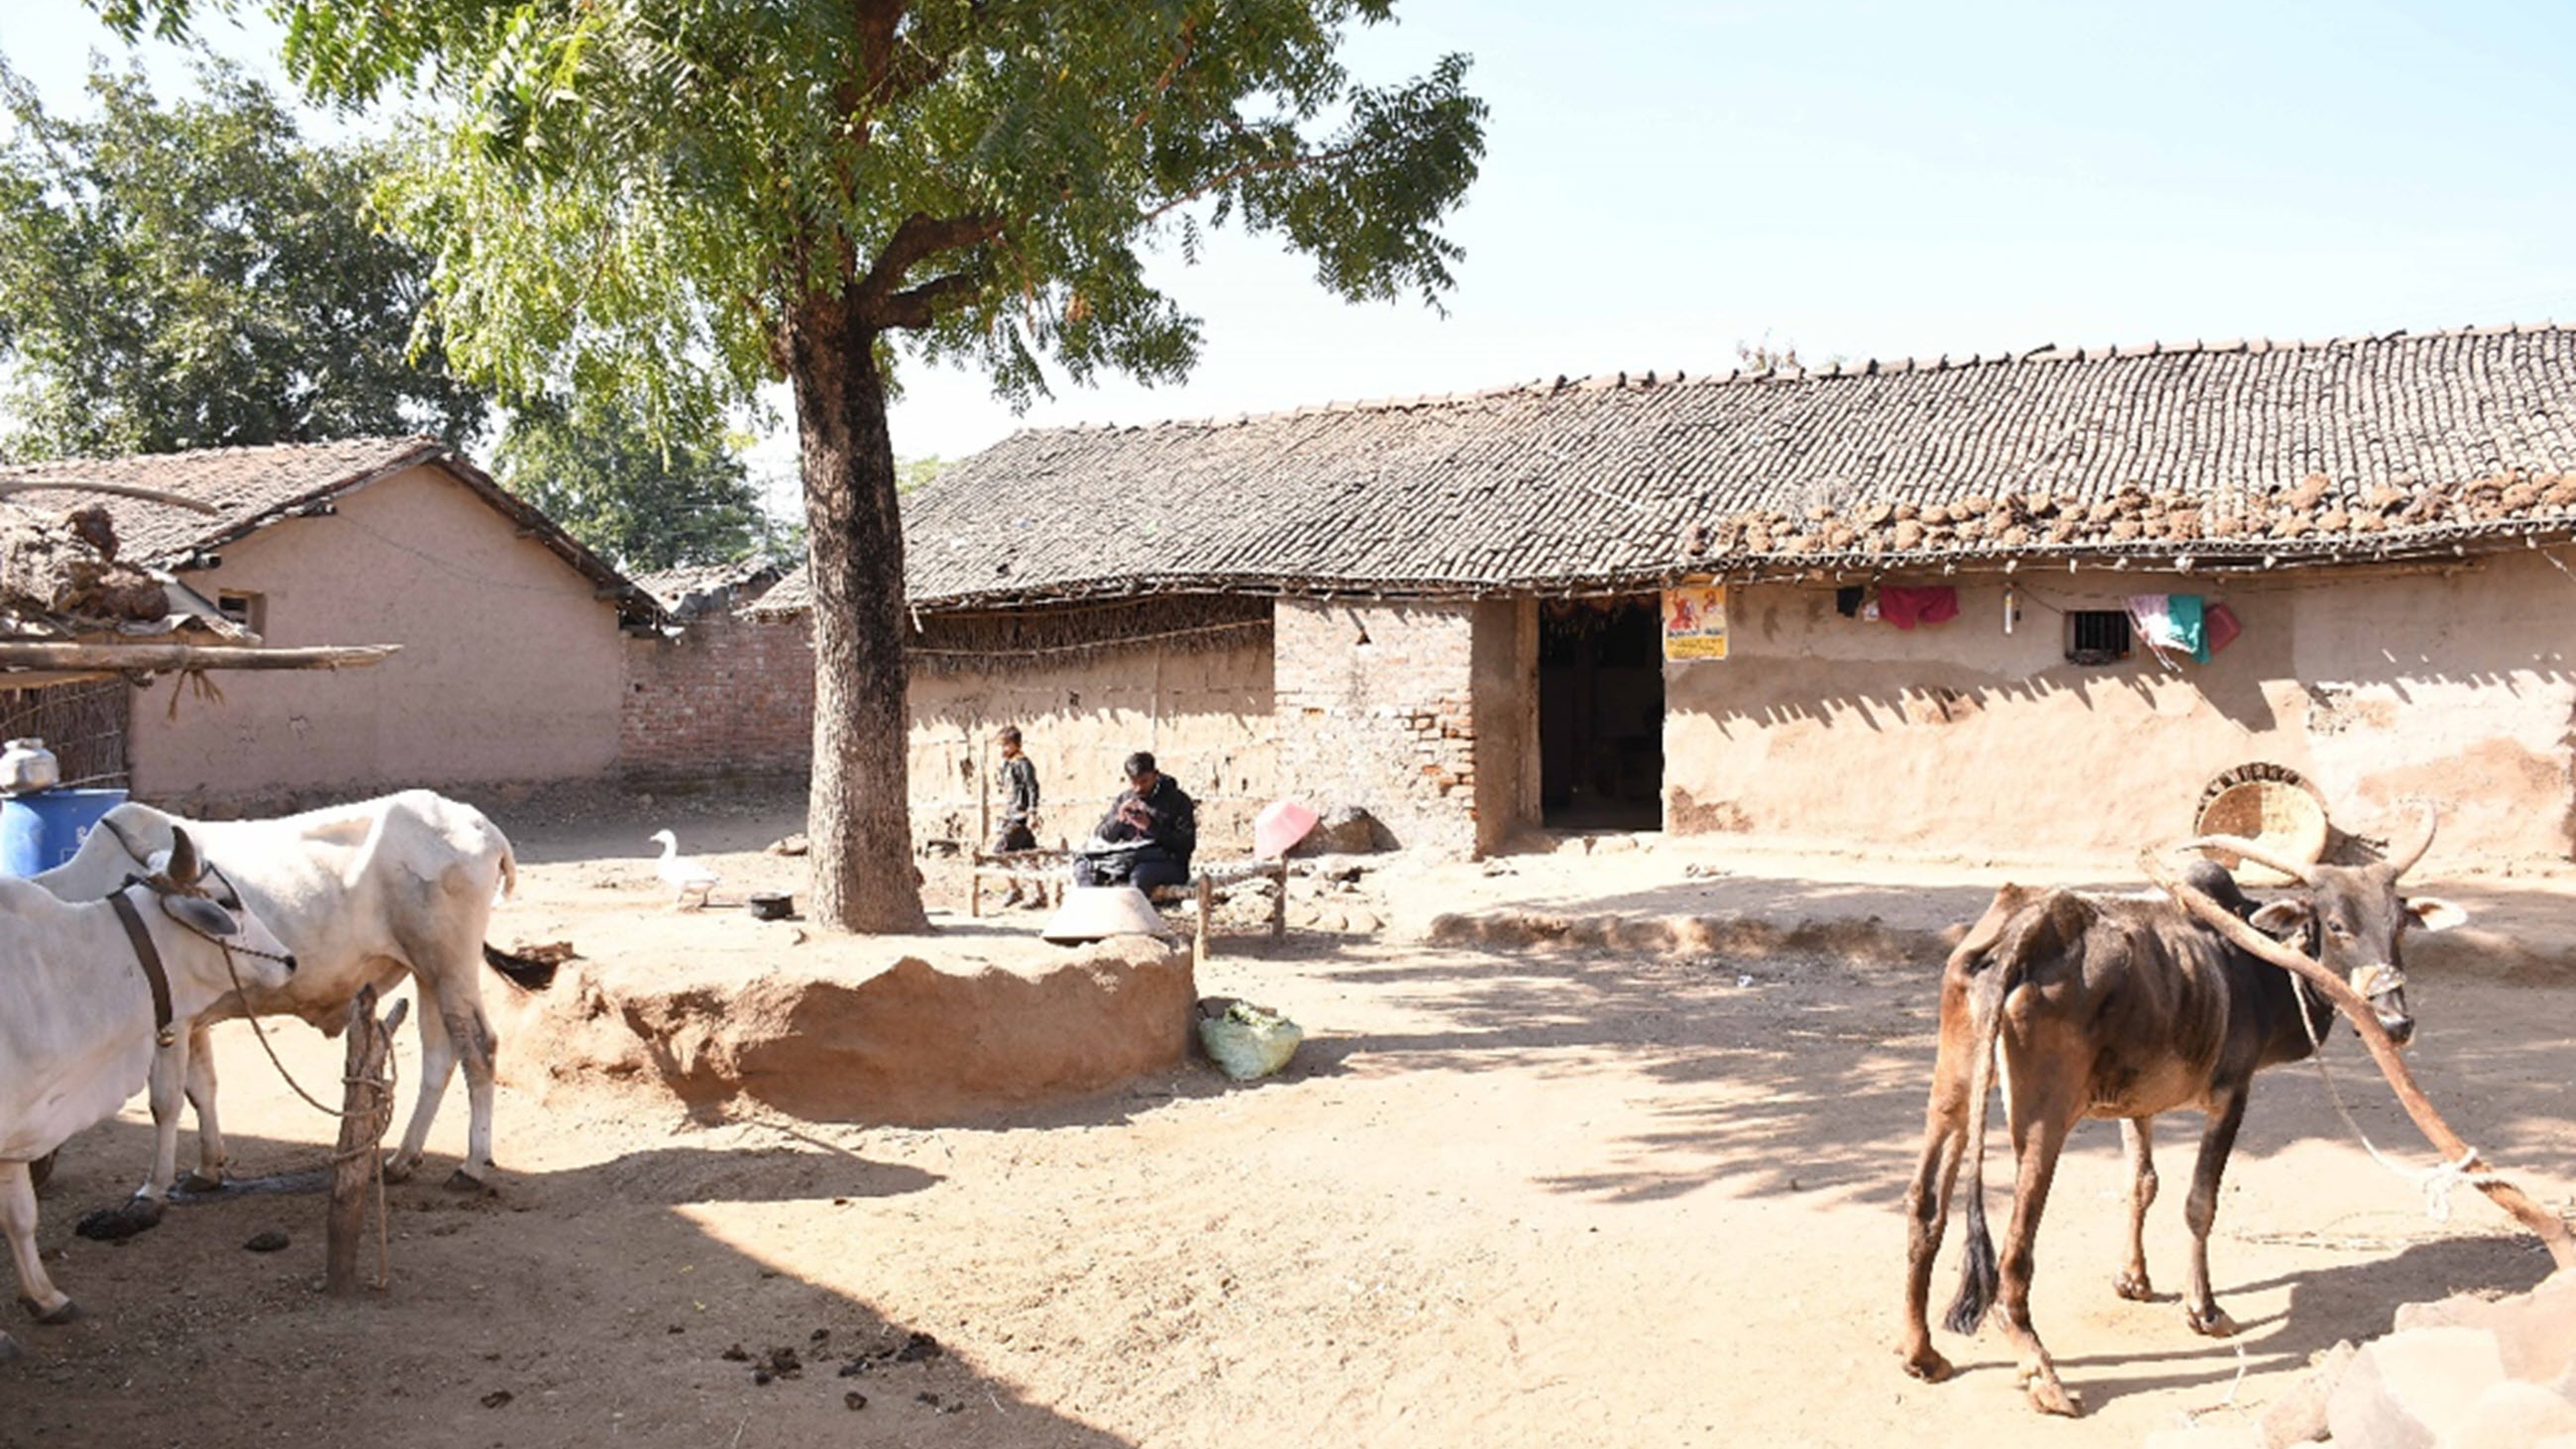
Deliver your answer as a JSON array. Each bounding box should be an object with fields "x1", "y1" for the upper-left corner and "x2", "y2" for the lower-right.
[{"x1": 1896, "y1": 810, "x2": 2464, "y2": 1415}]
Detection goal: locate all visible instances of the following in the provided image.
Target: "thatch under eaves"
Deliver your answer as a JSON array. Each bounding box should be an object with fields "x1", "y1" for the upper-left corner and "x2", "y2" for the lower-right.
[{"x1": 753, "y1": 323, "x2": 2576, "y2": 617}]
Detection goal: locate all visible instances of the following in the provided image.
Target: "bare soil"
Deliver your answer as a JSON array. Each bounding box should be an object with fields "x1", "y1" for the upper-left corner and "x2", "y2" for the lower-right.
[{"x1": 7, "y1": 788, "x2": 2574, "y2": 1448}]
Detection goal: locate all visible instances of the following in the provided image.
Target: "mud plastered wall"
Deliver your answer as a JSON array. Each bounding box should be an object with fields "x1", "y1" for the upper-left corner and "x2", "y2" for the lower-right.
[
  {"x1": 1660, "y1": 552, "x2": 2576, "y2": 868},
  {"x1": 908, "y1": 632, "x2": 1275, "y2": 854},
  {"x1": 132, "y1": 463, "x2": 625, "y2": 807}
]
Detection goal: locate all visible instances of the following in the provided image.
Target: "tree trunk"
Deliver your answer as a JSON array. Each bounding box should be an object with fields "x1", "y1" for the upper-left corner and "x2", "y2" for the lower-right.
[{"x1": 789, "y1": 300, "x2": 930, "y2": 933}]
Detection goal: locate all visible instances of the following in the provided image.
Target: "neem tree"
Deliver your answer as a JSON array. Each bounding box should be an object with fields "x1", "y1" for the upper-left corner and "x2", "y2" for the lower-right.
[{"x1": 99, "y1": 0, "x2": 1485, "y2": 932}]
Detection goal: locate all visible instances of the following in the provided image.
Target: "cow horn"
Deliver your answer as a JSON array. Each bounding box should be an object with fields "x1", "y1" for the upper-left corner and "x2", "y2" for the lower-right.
[
  {"x1": 2384, "y1": 800, "x2": 2438, "y2": 879},
  {"x1": 162, "y1": 828, "x2": 200, "y2": 887},
  {"x1": 2176, "y1": 833, "x2": 2316, "y2": 887},
  {"x1": 2142, "y1": 850, "x2": 2321, "y2": 978}
]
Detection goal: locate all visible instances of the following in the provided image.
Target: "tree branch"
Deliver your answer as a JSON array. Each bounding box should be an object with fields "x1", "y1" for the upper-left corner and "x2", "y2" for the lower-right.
[
  {"x1": 853, "y1": 211, "x2": 1001, "y2": 326},
  {"x1": 1138, "y1": 140, "x2": 1361, "y2": 226},
  {"x1": 1128, "y1": 20, "x2": 1197, "y2": 131},
  {"x1": 2144, "y1": 850, "x2": 2576, "y2": 1268},
  {"x1": 874, "y1": 265, "x2": 989, "y2": 331}
]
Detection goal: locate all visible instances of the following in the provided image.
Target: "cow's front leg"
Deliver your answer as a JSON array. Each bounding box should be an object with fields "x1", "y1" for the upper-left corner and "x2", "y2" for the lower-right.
[
  {"x1": 1, "y1": 1161, "x2": 77, "y2": 1326},
  {"x1": 2182, "y1": 1088, "x2": 2250, "y2": 1337},
  {"x1": 2114, "y1": 1116, "x2": 2157, "y2": 1301},
  {"x1": 178, "y1": 1023, "x2": 227, "y2": 1193},
  {"x1": 74, "y1": 1038, "x2": 186, "y2": 1241}
]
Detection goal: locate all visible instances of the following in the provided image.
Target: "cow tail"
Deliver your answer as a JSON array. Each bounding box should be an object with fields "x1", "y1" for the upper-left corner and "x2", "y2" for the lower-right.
[
  {"x1": 1943, "y1": 957, "x2": 2015, "y2": 1335},
  {"x1": 480, "y1": 836, "x2": 551, "y2": 989},
  {"x1": 482, "y1": 943, "x2": 556, "y2": 991}
]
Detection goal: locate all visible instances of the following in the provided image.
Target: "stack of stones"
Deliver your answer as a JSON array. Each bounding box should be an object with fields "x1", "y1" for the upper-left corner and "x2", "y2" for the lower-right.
[
  {"x1": 2144, "y1": 1269, "x2": 2576, "y2": 1448},
  {"x1": 1701, "y1": 472, "x2": 2576, "y2": 561}
]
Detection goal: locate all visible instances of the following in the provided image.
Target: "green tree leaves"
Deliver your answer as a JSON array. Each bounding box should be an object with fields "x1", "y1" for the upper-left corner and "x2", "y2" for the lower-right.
[
  {"x1": 0, "y1": 57, "x2": 486, "y2": 460},
  {"x1": 96, "y1": 0, "x2": 1486, "y2": 932},
  {"x1": 491, "y1": 392, "x2": 768, "y2": 573}
]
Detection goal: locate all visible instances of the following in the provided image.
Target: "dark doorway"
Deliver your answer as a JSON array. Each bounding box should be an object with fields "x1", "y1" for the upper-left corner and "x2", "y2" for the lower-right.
[{"x1": 1539, "y1": 596, "x2": 1664, "y2": 830}]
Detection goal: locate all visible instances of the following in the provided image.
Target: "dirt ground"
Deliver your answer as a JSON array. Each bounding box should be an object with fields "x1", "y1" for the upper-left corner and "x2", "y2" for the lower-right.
[{"x1": 6, "y1": 782, "x2": 2575, "y2": 1448}]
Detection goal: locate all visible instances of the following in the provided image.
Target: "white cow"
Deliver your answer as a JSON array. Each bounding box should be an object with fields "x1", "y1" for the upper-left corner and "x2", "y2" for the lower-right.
[
  {"x1": 38, "y1": 790, "x2": 527, "y2": 1217},
  {"x1": 2, "y1": 830, "x2": 295, "y2": 1355}
]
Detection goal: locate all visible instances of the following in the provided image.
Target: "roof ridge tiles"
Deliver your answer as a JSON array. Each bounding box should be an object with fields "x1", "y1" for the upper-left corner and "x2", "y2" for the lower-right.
[{"x1": 975, "y1": 321, "x2": 2569, "y2": 444}]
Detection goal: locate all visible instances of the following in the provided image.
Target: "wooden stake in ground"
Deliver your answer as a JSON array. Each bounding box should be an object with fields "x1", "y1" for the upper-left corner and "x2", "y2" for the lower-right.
[
  {"x1": 326, "y1": 985, "x2": 410, "y2": 1295},
  {"x1": 2144, "y1": 849, "x2": 2576, "y2": 1269}
]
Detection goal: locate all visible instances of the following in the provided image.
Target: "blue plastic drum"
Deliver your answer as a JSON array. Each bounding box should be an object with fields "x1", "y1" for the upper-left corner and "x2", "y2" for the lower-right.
[{"x1": 0, "y1": 788, "x2": 129, "y2": 878}]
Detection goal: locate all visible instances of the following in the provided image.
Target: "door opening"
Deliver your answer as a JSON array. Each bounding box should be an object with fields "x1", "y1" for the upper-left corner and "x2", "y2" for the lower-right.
[{"x1": 1538, "y1": 596, "x2": 1664, "y2": 831}]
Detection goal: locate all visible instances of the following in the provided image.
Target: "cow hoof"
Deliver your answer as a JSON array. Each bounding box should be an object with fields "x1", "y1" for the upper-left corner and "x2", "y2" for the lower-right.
[
  {"x1": 2189, "y1": 1306, "x2": 2240, "y2": 1338},
  {"x1": 379, "y1": 1157, "x2": 415, "y2": 1185},
  {"x1": 2113, "y1": 1270, "x2": 2154, "y2": 1301},
  {"x1": 2025, "y1": 1379, "x2": 2083, "y2": 1417},
  {"x1": 1899, "y1": 1346, "x2": 1955, "y2": 1384},
  {"x1": 0, "y1": 1330, "x2": 22, "y2": 1360},
  {"x1": 19, "y1": 1296, "x2": 80, "y2": 1326},
  {"x1": 442, "y1": 1169, "x2": 493, "y2": 1195},
  {"x1": 178, "y1": 1172, "x2": 226, "y2": 1195},
  {"x1": 2015, "y1": 1359, "x2": 2083, "y2": 1416},
  {"x1": 72, "y1": 1199, "x2": 163, "y2": 1242}
]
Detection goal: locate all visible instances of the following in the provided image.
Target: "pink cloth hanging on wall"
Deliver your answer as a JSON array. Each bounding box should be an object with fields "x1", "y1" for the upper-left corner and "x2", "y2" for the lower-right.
[
  {"x1": 1878, "y1": 585, "x2": 1960, "y2": 630},
  {"x1": 2203, "y1": 602, "x2": 2242, "y2": 656}
]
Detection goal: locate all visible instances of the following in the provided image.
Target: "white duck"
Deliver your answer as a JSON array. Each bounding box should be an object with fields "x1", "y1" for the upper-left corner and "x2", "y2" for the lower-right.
[{"x1": 649, "y1": 829, "x2": 721, "y2": 909}]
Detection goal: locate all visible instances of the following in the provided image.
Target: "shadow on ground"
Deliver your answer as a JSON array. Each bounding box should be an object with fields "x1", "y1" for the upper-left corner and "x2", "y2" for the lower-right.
[{"x1": 10, "y1": 1114, "x2": 1130, "y2": 1449}]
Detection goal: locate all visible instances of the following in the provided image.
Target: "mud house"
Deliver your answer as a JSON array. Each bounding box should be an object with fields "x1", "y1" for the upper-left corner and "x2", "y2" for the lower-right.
[
  {"x1": 735, "y1": 326, "x2": 2576, "y2": 869},
  {"x1": 0, "y1": 437, "x2": 660, "y2": 808}
]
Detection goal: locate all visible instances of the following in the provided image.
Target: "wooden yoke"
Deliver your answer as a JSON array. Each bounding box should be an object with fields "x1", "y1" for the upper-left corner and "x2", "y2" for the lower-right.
[{"x1": 2142, "y1": 849, "x2": 2576, "y2": 1270}]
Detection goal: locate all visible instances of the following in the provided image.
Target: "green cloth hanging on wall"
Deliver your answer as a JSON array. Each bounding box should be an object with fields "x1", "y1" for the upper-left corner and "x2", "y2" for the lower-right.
[{"x1": 2170, "y1": 593, "x2": 2208, "y2": 664}]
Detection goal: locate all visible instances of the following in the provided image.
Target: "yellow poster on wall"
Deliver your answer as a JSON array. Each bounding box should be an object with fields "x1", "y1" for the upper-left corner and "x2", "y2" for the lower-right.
[{"x1": 1663, "y1": 584, "x2": 1730, "y2": 661}]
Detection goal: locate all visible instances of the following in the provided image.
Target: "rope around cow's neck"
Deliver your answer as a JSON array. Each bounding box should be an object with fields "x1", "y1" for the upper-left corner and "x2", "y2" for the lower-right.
[
  {"x1": 102, "y1": 825, "x2": 399, "y2": 1281},
  {"x1": 2287, "y1": 967, "x2": 2500, "y2": 1223}
]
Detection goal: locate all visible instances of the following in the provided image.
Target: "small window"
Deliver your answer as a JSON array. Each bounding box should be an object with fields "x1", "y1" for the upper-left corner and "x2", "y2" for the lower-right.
[
  {"x1": 2066, "y1": 609, "x2": 2131, "y2": 665},
  {"x1": 217, "y1": 591, "x2": 267, "y2": 635}
]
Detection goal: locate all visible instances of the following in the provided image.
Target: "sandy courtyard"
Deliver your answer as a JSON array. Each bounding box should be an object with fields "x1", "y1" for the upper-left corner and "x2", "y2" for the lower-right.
[{"x1": 3, "y1": 789, "x2": 2572, "y2": 1448}]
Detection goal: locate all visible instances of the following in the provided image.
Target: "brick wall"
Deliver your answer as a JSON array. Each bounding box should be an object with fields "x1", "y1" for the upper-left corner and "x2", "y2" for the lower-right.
[
  {"x1": 1274, "y1": 599, "x2": 1482, "y2": 856},
  {"x1": 620, "y1": 610, "x2": 816, "y2": 779}
]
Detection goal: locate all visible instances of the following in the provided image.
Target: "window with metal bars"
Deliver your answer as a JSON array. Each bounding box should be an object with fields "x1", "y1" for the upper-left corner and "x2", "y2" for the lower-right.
[{"x1": 2066, "y1": 609, "x2": 2132, "y2": 665}]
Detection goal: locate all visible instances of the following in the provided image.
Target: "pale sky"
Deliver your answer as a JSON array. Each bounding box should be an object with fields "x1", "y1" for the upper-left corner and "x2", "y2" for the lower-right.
[{"x1": 7, "y1": 0, "x2": 2575, "y2": 479}]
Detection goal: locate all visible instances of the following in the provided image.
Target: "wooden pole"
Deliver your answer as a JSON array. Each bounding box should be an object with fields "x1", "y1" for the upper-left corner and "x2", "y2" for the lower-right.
[
  {"x1": 0, "y1": 479, "x2": 224, "y2": 514},
  {"x1": 2144, "y1": 852, "x2": 2576, "y2": 1269},
  {"x1": 326, "y1": 986, "x2": 409, "y2": 1296},
  {"x1": 0, "y1": 643, "x2": 398, "y2": 673},
  {"x1": 1194, "y1": 874, "x2": 1214, "y2": 971}
]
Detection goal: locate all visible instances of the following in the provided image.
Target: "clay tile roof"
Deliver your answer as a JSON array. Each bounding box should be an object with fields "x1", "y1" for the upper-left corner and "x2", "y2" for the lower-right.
[
  {"x1": 0, "y1": 437, "x2": 660, "y2": 624},
  {"x1": 752, "y1": 325, "x2": 2576, "y2": 614},
  {"x1": 633, "y1": 557, "x2": 788, "y2": 618}
]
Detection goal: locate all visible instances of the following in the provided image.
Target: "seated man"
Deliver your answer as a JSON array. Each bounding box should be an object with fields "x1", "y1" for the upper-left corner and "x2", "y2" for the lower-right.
[{"x1": 1073, "y1": 751, "x2": 1197, "y2": 891}]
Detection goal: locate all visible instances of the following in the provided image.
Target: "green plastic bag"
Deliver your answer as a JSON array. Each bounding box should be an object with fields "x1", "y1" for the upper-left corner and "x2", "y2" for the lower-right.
[{"x1": 1198, "y1": 1001, "x2": 1303, "y2": 1081}]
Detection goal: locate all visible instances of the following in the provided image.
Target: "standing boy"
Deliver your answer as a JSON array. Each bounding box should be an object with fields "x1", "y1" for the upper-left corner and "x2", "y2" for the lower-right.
[{"x1": 991, "y1": 726, "x2": 1041, "y2": 904}]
